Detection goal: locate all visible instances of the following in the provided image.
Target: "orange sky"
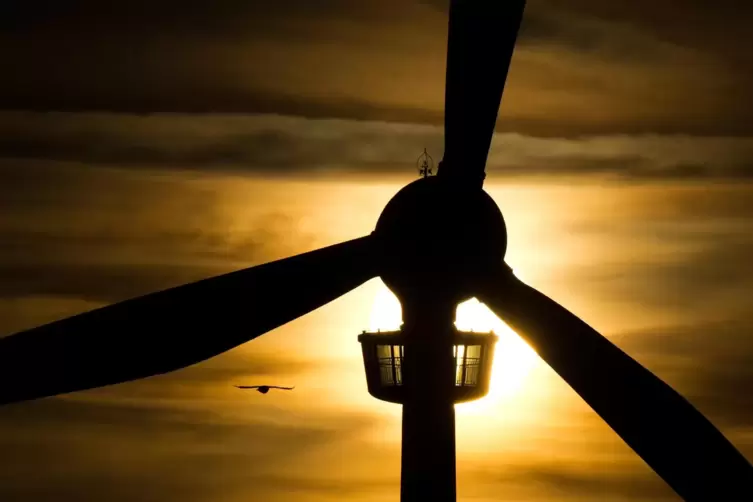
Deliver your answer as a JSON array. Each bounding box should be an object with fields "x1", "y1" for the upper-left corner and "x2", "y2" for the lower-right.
[
  {"x1": 1, "y1": 1, "x2": 753, "y2": 500},
  {"x1": 1, "y1": 163, "x2": 752, "y2": 500}
]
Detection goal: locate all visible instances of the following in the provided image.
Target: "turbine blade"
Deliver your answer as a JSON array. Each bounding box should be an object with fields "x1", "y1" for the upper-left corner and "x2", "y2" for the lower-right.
[
  {"x1": 0, "y1": 235, "x2": 379, "y2": 405},
  {"x1": 476, "y1": 265, "x2": 753, "y2": 500},
  {"x1": 440, "y1": 0, "x2": 527, "y2": 185}
]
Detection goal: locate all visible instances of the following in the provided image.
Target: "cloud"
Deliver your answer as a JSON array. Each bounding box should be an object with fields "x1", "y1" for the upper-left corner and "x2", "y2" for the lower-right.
[
  {"x1": 557, "y1": 218, "x2": 753, "y2": 320},
  {"x1": 467, "y1": 462, "x2": 675, "y2": 501},
  {"x1": 0, "y1": 112, "x2": 445, "y2": 173},
  {"x1": 601, "y1": 314, "x2": 753, "y2": 432},
  {"x1": 0, "y1": 154, "x2": 322, "y2": 313},
  {"x1": 1, "y1": 121, "x2": 753, "y2": 501},
  {"x1": 3, "y1": 112, "x2": 753, "y2": 179},
  {"x1": 528, "y1": 188, "x2": 753, "y2": 430},
  {"x1": 0, "y1": 395, "x2": 392, "y2": 502},
  {"x1": 1, "y1": 1, "x2": 751, "y2": 136},
  {"x1": 0, "y1": 261, "x2": 217, "y2": 304},
  {"x1": 519, "y1": 465, "x2": 670, "y2": 500},
  {"x1": 543, "y1": 0, "x2": 753, "y2": 67}
]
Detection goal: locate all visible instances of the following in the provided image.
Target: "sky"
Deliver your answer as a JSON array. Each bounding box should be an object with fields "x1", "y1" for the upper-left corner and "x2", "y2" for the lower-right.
[{"x1": 1, "y1": 1, "x2": 753, "y2": 501}]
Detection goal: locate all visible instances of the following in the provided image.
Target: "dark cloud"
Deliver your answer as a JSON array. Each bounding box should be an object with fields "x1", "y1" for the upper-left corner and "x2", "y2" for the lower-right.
[
  {"x1": 544, "y1": 0, "x2": 753, "y2": 66},
  {"x1": 0, "y1": 261, "x2": 217, "y2": 305},
  {"x1": 0, "y1": 1, "x2": 446, "y2": 120},
  {"x1": 0, "y1": 112, "x2": 445, "y2": 172},
  {"x1": 0, "y1": 157, "x2": 320, "y2": 334},
  {"x1": 518, "y1": 4, "x2": 661, "y2": 62},
  {"x1": 0, "y1": 1, "x2": 385, "y2": 36},
  {"x1": 1, "y1": 1, "x2": 751, "y2": 136},
  {"x1": 3, "y1": 112, "x2": 753, "y2": 179},
  {"x1": 489, "y1": 155, "x2": 753, "y2": 180}
]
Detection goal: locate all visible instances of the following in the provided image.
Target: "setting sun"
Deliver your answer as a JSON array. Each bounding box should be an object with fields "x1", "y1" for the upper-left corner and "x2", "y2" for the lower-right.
[{"x1": 368, "y1": 283, "x2": 540, "y2": 414}]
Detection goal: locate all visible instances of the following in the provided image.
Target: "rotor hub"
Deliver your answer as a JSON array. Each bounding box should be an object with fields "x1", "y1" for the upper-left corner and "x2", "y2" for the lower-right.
[{"x1": 375, "y1": 176, "x2": 506, "y2": 305}]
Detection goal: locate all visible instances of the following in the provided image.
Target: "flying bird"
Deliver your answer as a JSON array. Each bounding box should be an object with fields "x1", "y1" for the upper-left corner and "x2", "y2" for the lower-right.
[{"x1": 235, "y1": 385, "x2": 294, "y2": 394}]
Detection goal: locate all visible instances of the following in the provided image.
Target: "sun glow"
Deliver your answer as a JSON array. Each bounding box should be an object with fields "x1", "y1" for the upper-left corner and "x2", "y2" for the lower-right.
[{"x1": 368, "y1": 283, "x2": 539, "y2": 416}]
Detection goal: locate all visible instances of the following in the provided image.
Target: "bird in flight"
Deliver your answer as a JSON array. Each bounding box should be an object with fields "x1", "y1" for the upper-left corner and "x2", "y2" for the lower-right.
[{"x1": 235, "y1": 385, "x2": 294, "y2": 394}]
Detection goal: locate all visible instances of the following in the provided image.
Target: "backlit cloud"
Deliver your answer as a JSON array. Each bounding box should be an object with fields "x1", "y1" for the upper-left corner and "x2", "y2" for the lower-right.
[{"x1": 2, "y1": 112, "x2": 753, "y2": 179}]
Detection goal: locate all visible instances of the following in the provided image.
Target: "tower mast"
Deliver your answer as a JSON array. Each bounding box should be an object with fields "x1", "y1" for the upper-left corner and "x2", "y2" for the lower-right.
[{"x1": 358, "y1": 152, "x2": 499, "y2": 501}]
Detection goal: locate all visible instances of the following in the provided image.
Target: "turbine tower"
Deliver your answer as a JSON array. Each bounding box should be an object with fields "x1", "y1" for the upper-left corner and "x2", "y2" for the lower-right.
[{"x1": 359, "y1": 299, "x2": 497, "y2": 501}]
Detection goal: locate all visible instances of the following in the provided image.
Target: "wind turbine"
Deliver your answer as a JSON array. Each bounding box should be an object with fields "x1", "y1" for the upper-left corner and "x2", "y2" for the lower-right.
[{"x1": 0, "y1": 1, "x2": 751, "y2": 501}]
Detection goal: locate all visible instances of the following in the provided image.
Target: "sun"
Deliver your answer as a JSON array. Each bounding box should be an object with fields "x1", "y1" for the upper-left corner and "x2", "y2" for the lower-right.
[{"x1": 369, "y1": 283, "x2": 539, "y2": 414}]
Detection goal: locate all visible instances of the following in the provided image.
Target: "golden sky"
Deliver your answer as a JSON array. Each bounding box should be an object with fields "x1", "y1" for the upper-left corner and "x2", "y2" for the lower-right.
[
  {"x1": 1, "y1": 1, "x2": 753, "y2": 500},
  {"x1": 1, "y1": 159, "x2": 753, "y2": 500}
]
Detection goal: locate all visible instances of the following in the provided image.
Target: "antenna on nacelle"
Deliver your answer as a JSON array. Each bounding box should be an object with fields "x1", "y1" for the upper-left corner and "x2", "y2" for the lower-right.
[{"x1": 416, "y1": 148, "x2": 435, "y2": 178}]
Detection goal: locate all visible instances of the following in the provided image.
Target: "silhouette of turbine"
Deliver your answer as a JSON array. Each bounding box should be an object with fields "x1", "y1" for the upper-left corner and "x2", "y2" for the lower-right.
[{"x1": 0, "y1": 1, "x2": 751, "y2": 501}]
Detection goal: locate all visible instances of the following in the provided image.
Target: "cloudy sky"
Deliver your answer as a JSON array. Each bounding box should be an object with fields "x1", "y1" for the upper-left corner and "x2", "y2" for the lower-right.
[{"x1": 1, "y1": 1, "x2": 753, "y2": 501}]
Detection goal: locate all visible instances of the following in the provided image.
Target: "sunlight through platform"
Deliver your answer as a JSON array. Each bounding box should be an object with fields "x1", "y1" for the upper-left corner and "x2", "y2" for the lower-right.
[{"x1": 358, "y1": 330, "x2": 497, "y2": 404}]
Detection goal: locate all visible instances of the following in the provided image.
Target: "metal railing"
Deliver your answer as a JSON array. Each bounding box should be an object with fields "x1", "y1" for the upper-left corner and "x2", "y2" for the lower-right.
[
  {"x1": 456, "y1": 357, "x2": 481, "y2": 386},
  {"x1": 378, "y1": 346, "x2": 404, "y2": 386}
]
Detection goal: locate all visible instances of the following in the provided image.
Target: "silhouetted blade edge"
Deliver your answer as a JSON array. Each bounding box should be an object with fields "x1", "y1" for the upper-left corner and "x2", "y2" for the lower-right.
[
  {"x1": 476, "y1": 265, "x2": 753, "y2": 501},
  {"x1": 440, "y1": 0, "x2": 527, "y2": 184},
  {"x1": 0, "y1": 235, "x2": 378, "y2": 405}
]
